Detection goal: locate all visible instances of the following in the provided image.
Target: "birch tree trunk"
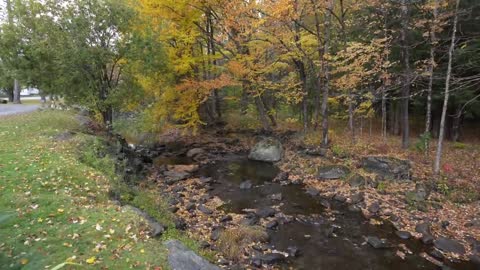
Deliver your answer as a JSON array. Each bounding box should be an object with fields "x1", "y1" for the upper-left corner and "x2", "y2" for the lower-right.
[{"x1": 434, "y1": 0, "x2": 460, "y2": 174}]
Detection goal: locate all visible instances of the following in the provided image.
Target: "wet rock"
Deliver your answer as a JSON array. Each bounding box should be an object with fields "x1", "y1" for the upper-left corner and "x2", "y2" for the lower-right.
[
  {"x1": 248, "y1": 138, "x2": 284, "y2": 162},
  {"x1": 305, "y1": 147, "x2": 327, "y2": 157},
  {"x1": 257, "y1": 207, "x2": 276, "y2": 218},
  {"x1": 324, "y1": 226, "x2": 335, "y2": 237},
  {"x1": 368, "y1": 202, "x2": 380, "y2": 214},
  {"x1": 175, "y1": 218, "x2": 187, "y2": 230},
  {"x1": 252, "y1": 244, "x2": 268, "y2": 252},
  {"x1": 165, "y1": 171, "x2": 191, "y2": 184},
  {"x1": 415, "y1": 222, "x2": 430, "y2": 235},
  {"x1": 389, "y1": 215, "x2": 400, "y2": 222},
  {"x1": 164, "y1": 240, "x2": 221, "y2": 270},
  {"x1": 240, "y1": 180, "x2": 253, "y2": 190},
  {"x1": 434, "y1": 237, "x2": 466, "y2": 255},
  {"x1": 350, "y1": 192, "x2": 365, "y2": 204},
  {"x1": 306, "y1": 187, "x2": 319, "y2": 196},
  {"x1": 198, "y1": 204, "x2": 214, "y2": 215},
  {"x1": 241, "y1": 215, "x2": 259, "y2": 226},
  {"x1": 273, "y1": 171, "x2": 289, "y2": 182},
  {"x1": 199, "y1": 241, "x2": 211, "y2": 249},
  {"x1": 269, "y1": 193, "x2": 282, "y2": 201},
  {"x1": 210, "y1": 227, "x2": 223, "y2": 241},
  {"x1": 333, "y1": 194, "x2": 347, "y2": 203},
  {"x1": 164, "y1": 165, "x2": 198, "y2": 184},
  {"x1": 251, "y1": 258, "x2": 262, "y2": 267},
  {"x1": 465, "y1": 220, "x2": 480, "y2": 228},
  {"x1": 168, "y1": 197, "x2": 180, "y2": 205},
  {"x1": 186, "y1": 203, "x2": 196, "y2": 212},
  {"x1": 348, "y1": 174, "x2": 366, "y2": 187},
  {"x1": 186, "y1": 148, "x2": 205, "y2": 158},
  {"x1": 421, "y1": 234, "x2": 434, "y2": 245},
  {"x1": 317, "y1": 165, "x2": 350, "y2": 180},
  {"x1": 429, "y1": 248, "x2": 445, "y2": 260},
  {"x1": 469, "y1": 255, "x2": 480, "y2": 268},
  {"x1": 220, "y1": 215, "x2": 232, "y2": 223},
  {"x1": 367, "y1": 236, "x2": 389, "y2": 249},
  {"x1": 415, "y1": 183, "x2": 429, "y2": 200},
  {"x1": 199, "y1": 177, "x2": 213, "y2": 185},
  {"x1": 441, "y1": 220, "x2": 450, "y2": 229},
  {"x1": 395, "y1": 231, "x2": 412, "y2": 240},
  {"x1": 217, "y1": 258, "x2": 229, "y2": 265},
  {"x1": 172, "y1": 186, "x2": 186, "y2": 193},
  {"x1": 360, "y1": 156, "x2": 411, "y2": 180},
  {"x1": 287, "y1": 246, "x2": 300, "y2": 257},
  {"x1": 266, "y1": 220, "x2": 278, "y2": 229},
  {"x1": 320, "y1": 199, "x2": 331, "y2": 209},
  {"x1": 348, "y1": 204, "x2": 361, "y2": 212},
  {"x1": 260, "y1": 253, "x2": 286, "y2": 264}
]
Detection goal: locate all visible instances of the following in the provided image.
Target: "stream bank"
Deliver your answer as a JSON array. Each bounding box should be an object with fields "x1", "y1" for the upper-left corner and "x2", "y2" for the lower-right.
[{"x1": 112, "y1": 130, "x2": 479, "y2": 269}]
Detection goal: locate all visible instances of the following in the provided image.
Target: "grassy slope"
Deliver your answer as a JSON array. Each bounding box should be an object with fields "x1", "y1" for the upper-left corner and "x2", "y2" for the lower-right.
[{"x1": 0, "y1": 111, "x2": 192, "y2": 269}]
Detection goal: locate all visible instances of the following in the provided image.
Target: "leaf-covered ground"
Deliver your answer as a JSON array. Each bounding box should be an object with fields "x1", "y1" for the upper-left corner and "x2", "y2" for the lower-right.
[{"x1": 0, "y1": 110, "x2": 192, "y2": 269}]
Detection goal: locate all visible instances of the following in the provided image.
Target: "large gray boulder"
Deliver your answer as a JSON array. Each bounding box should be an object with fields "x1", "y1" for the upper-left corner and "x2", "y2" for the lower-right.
[
  {"x1": 433, "y1": 237, "x2": 466, "y2": 255},
  {"x1": 317, "y1": 165, "x2": 350, "y2": 180},
  {"x1": 248, "y1": 138, "x2": 283, "y2": 162},
  {"x1": 164, "y1": 240, "x2": 221, "y2": 270},
  {"x1": 360, "y1": 156, "x2": 411, "y2": 180}
]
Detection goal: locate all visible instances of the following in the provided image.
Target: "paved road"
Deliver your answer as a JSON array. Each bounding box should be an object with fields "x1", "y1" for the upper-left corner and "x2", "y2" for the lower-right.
[{"x1": 0, "y1": 104, "x2": 41, "y2": 116}]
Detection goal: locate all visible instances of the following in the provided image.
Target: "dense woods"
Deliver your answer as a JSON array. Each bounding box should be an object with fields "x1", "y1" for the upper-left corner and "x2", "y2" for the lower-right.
[{"x1": 0, "y1": 0, "x2": 479, "y2": 172}]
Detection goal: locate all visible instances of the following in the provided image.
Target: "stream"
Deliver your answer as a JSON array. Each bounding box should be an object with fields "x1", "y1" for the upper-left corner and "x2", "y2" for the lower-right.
[{"x1": 152, "y1": 151, "x2": 476, "y2": 270}]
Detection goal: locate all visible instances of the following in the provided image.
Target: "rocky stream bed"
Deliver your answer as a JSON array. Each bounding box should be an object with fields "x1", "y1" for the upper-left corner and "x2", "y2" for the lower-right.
[{"x1": 113, "y1": 134, "x2": 479, "y2": 270}]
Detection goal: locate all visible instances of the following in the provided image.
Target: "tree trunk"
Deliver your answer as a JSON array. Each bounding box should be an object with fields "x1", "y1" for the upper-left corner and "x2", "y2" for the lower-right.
[
  {"x1": 6, "y1": 0, "x2": 20, "y2": 105},
  {"x1": 348, "y1": 94, "x2": 355, "y2": 143},
  {"x1": 7, "y1": 87, "x2": 14, "y2": 102},
  {"x1": 425, "y1": 0, "x2": 438, "y2": 139},
  {"x1": 452, "y1": 105, "x2": 462, "y2": 142},
  {"x1": 389, "y1": 100, "x2": 395, "y2": 134},
  {"x1": 381, "y1": 85, "x2": 387, "y2": 139},
  {"x1": 261, "y1": 94, "x2": 277, "y2": 127},
  {"x1": 240, "y1": 83, "x2": 249, "y2": 115},
  {"x1": 381, "y1": 6, "x2": 389, "y2": 140},
  {"x1": 400, "y1": 0, "x2": 411, "y2": 149},
  {"x1": 13, "y1": 79, "x2": 21, "y2": 104},
  {"x1": 312, "y1": 0, "x2": 323, "y2": 131},
  {"x1": 434, "y1": 0, "x2": 459, "y2": 174},
  {"x1": 294, "y1": 60, "x2": 308, "y2": 132},
  {"x1": 394, "y1": 102, "x2": 401, "y2": 136},
  {"x1": 320, "y1": 0, "x2": 334, "y2": 147},
  {"x1": 255, "y1": 94, "x2": 271, "y2": 131}
]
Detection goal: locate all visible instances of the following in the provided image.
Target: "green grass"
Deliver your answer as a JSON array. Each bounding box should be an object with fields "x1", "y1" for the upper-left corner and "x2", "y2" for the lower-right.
[{"x1": 0, "y1": 110, "x2": 206, "y2": 269}]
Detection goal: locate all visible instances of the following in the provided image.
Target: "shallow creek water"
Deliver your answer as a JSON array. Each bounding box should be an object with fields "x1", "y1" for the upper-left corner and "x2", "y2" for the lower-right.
[{"x1": 157, "y1": 154, "x2": 476, "y2": 270}]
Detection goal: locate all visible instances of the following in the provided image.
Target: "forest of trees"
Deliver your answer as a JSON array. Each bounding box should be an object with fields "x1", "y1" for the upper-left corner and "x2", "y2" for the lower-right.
[{"x1": 0, "y1": 0, "x2": 479, "y2": 173}]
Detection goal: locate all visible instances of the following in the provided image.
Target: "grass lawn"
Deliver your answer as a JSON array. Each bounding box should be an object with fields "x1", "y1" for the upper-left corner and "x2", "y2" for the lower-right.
[{"x1": 0, "y1": 110, "x2": 202, "y2": 269}]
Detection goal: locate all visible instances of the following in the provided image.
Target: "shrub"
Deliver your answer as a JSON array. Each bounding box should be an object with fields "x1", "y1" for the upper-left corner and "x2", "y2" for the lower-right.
[
  {"x1": 414, "y1": 132, "x2": 431, "y2": 153},
  {"x1": 453, "y1": 142, "x2": 466, "y2": 149},
  {"x1": 217, "y1": 226, "x2": 268, "y2": 260},
  {"x1": 332, "y1": 144, "x2": 348, "y2": 158}
]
